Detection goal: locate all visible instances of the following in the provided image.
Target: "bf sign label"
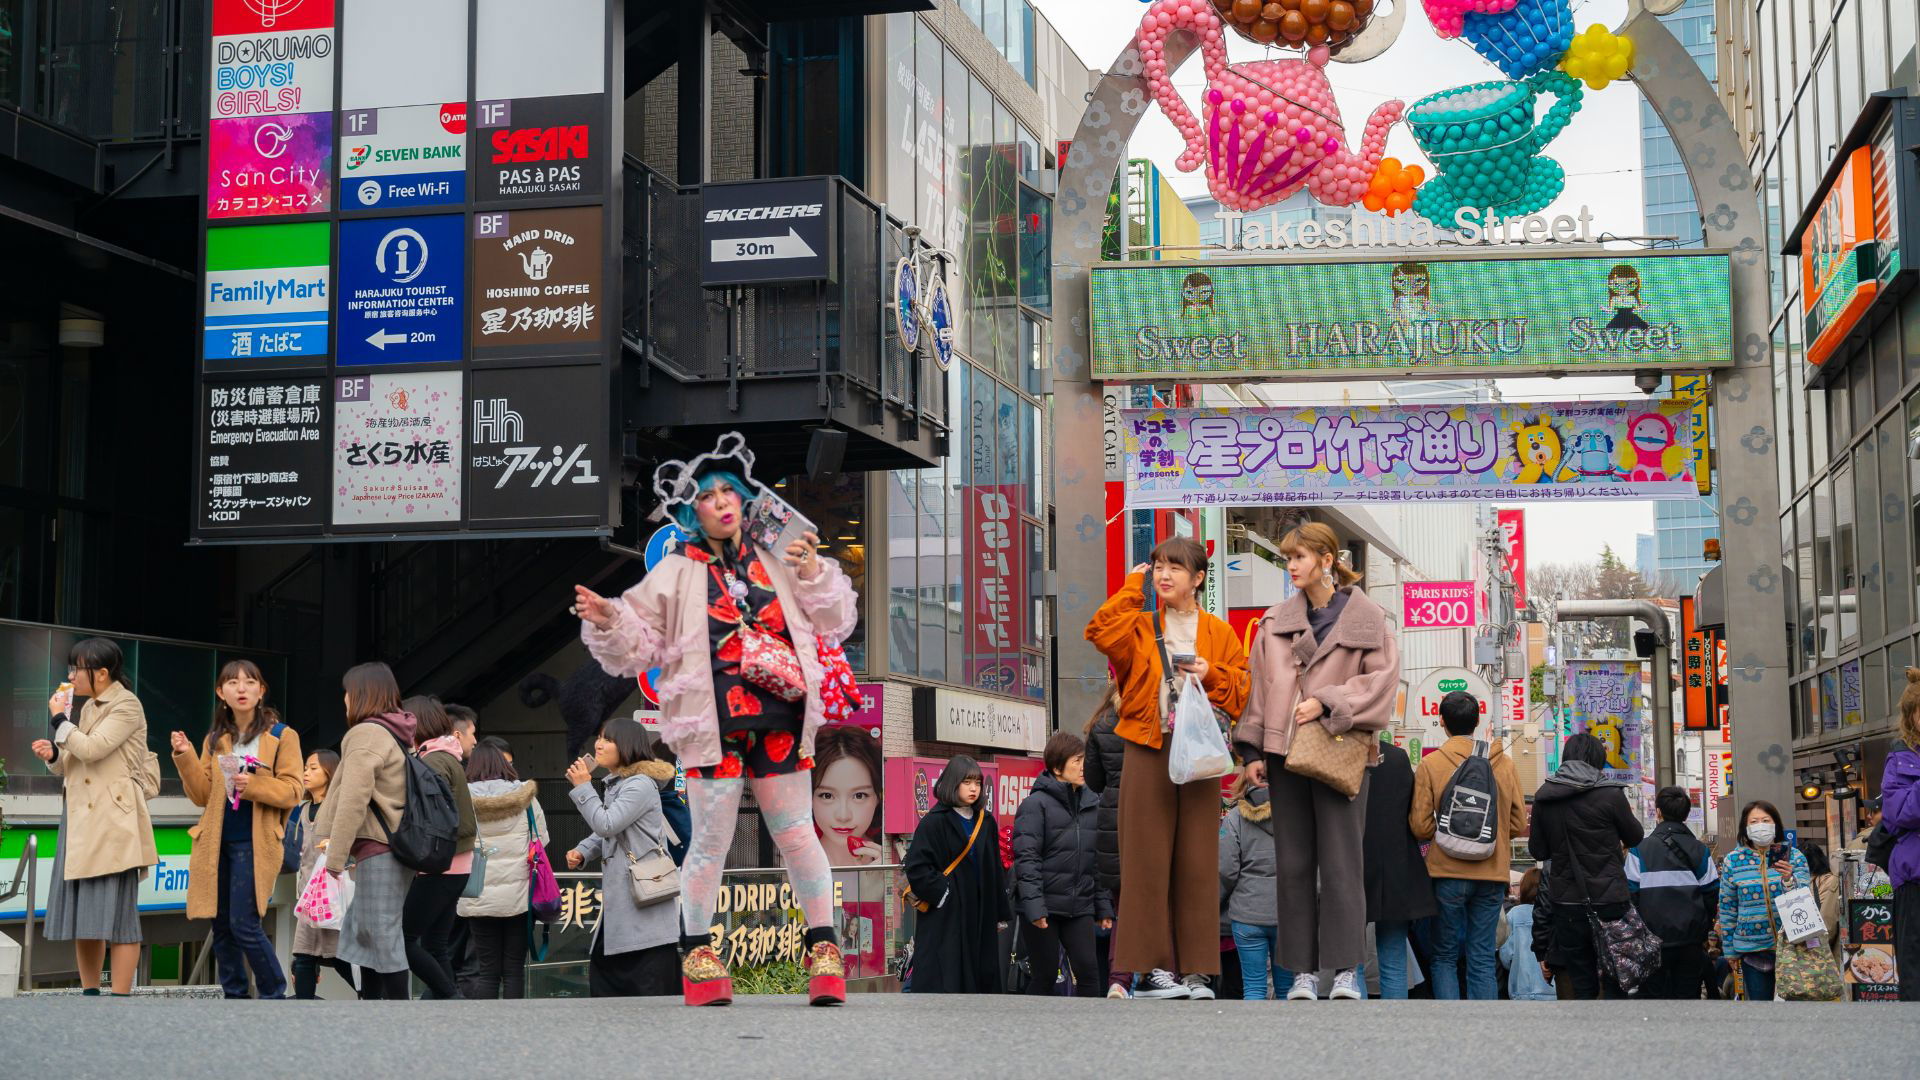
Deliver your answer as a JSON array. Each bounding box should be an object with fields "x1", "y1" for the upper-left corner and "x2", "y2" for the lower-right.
[{"x1": 337, "y1": 213, "x2": 465, "y2": 366}]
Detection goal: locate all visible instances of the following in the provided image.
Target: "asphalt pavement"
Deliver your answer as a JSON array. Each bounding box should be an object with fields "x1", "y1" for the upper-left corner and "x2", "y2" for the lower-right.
[{"x1": 2, "y1": 994, "x2": 1914, "y2": 1078}]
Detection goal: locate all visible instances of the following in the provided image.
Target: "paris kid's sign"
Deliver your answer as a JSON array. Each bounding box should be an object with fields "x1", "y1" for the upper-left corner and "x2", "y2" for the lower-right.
[
  {"x1": 1120, "y1": 399, "x2": 1698, "y2": 509},
  {"x1": 1088, "y1": 251, "x2": 1733, "y2": 381}
]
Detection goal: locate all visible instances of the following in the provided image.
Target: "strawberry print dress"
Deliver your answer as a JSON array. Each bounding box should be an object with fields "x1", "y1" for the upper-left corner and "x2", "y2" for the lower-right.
[{"x1": 683, "y1": 540, "x2": 813, "y2": 780}]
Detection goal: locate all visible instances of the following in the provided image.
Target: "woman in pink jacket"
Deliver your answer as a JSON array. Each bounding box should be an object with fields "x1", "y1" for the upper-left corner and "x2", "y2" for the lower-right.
[
  {"x1": 571, "y1": 434, "x2": 859, "y2": 1007},
  {"x1": 1235, "y1": 522, "x2": 1400, "y2": 1002}
]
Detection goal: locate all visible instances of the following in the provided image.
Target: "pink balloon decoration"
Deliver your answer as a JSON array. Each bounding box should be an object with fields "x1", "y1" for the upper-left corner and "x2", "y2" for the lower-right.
[{"x1": 1421, "y1": 0, "x2": 1524, "y2": 40}]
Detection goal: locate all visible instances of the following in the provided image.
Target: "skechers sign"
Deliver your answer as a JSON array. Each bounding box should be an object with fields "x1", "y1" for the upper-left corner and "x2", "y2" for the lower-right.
[
  {"x1": 699, "y1": 177, "x2": 837, "y2": 288},
  {"x1": 1089, "y1": 250, "x2": 1733, "y2": 381},
  {"x1": 472, "y1": 95, "x2": 603, "y2": 203},
  {"x1": 339, "y1": 103, "x2": 466, "y2": 209}
]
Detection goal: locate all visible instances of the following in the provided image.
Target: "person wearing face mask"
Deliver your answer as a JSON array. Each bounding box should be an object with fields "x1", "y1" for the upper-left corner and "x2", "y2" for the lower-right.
[
  {"x1": 1085, "y1": 537, "x2": 1251, "y2": 1000},
  {"x1": 572, "y1": 434, "x2": 859, "y2": 1007},
  {"x1": 1717, "y1": 800, "x2": 1810, "y2": 1001}
]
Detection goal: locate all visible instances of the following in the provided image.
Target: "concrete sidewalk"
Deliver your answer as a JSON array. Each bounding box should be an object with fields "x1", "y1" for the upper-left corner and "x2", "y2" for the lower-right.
[{"x1": 1, "y1": 995, "x2": 1912, "y2": 1079}]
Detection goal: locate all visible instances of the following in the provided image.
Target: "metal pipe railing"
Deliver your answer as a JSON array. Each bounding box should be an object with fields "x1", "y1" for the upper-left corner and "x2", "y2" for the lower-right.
[{"x1": 1, "y1": 834, "x2": 40, "y2": 992}]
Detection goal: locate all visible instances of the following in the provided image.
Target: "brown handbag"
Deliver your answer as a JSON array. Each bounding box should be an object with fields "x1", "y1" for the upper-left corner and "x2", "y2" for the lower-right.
[{"x1": 1281, "y1": 655, "x2": 1369, "y2": 798}]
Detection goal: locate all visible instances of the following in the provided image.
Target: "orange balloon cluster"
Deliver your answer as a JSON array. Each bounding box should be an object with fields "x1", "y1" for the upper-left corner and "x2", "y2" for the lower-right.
[{"x1": 1363, "y1": 157, "x2": 1425, "y2": 215}]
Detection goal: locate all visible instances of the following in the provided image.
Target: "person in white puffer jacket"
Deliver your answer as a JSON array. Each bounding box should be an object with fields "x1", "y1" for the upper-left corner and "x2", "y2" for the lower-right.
[{"x1": 456, "y1": 741, "x2": 549, "y2": 999}]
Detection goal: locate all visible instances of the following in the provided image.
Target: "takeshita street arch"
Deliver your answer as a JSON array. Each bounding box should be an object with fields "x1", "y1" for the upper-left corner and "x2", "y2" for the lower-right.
[{"x1": 1048, "y1": 5, "x2": 1792, "y2": 822}]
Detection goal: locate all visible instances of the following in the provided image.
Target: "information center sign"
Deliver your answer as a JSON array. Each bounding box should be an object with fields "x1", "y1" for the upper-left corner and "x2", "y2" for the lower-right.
[
  {"x1": 193, "y1": 0, "x2": 618, "y2": 544},
  {"x1": 1089, "y1": 251, "x2": 1733, "y2": 381}
]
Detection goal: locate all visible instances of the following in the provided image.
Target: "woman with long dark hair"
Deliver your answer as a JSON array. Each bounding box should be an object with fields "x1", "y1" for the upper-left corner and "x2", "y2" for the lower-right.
[
  {"x1": 904, "y1": 756, "x2": 1011, "y2": 993},
  {"x1": 812, "y1": 724, "x2": 884, "y2": 867},
  {"x1": 458, "y1": 741, "x2": 549, "y2": 999},
  {"x1": 170, "y1": 658, "x2": 304, "y2": 998},
  {"x1": 572, "y1": 434, "x2": 859, "y2": 1006},
  {"x1": 312, "y1": 662, "x2": 417, "y2": 1000},
  {"x1": 292, "y1": 749, "x2": 352, "y2": 998},
  {"x1": 565, "y1": 716, "x2": 681, "y2": 997},
  {"x1": 31, "y1": 638, "x2": 157, "y2": 996}
]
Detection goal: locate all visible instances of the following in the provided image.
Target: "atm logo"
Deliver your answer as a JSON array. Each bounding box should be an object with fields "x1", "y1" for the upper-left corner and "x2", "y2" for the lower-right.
[{"x1": 490, "y1": 125, "x2": 588, "y2": 164}]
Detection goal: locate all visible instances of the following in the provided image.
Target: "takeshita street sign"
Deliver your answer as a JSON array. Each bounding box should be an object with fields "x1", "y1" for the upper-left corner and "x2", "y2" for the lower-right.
[{"x1": 1089, "y1": 247, "x2": 1733, "y2": 382}]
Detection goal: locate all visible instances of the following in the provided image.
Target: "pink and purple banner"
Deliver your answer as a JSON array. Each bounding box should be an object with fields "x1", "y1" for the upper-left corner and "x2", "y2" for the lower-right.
[
  {"x1": 1121, "y1": 399, "x2": 1698, "y2": 508},
  {"x1": 1403, "y1": 581, "x2": 1476, "y2": 629}
]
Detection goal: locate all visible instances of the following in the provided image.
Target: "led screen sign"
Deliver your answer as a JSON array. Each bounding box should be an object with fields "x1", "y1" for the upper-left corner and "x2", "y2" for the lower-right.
[{"x1": 1088, "y1": 250, "x2": 1734, "y2": 381}]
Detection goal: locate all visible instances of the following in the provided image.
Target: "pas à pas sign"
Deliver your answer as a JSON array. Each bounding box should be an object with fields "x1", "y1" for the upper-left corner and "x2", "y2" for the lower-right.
[{"x1": 1213, "y1": 205, "x2": 1597, "y2": 251}]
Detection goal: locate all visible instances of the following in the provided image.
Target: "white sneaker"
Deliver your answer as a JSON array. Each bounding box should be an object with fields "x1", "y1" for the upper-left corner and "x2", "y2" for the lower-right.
[
  {"x1": 1329, "y1": 969, "x2": 1362, "y2": 1000},
  {"x1": 1183, "y1": 974, "x2": 1215, "y2": 1001},
  {"x1": 1135, "y1": 969, "x2": 1191, "y2": 999},
  {"x1": 1286, "y1": 972, "x2": 1319, "y2": 1001},
  {"x1": 1106, "y1": 982, "x2": 1132, "y2": 999}
]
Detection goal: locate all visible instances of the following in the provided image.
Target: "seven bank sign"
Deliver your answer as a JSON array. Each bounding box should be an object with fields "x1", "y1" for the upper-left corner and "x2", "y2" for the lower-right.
[{"x1": 340, "y1": 103, "x2": 467, "y2": 209}]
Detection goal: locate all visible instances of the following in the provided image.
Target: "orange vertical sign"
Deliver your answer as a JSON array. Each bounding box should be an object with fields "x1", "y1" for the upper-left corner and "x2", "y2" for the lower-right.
[
  {"x1": 1800, "y1": 146, "x2": 1880, "y2": 369},
  {"x1": 1681, "y1": 596, "x2": 1716, "y2": 730}
]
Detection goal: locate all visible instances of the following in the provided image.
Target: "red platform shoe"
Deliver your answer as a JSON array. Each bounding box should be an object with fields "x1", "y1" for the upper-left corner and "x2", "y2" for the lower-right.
[
  {"x1": 682, "y1": 945, "x2": 733, "y2": 1006},
  {"x1": 806, "y1": 941, "x2": 846, "y2": 1006}
]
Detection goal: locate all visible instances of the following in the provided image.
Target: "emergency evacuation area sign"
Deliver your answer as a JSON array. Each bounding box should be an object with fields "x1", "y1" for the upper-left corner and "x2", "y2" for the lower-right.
[
  {"x1": 699, "y1": 177, "x2": 836, "y2": 288},
  {"x1": 337, "y1": 213, "x2": 465, "y2": 366}
]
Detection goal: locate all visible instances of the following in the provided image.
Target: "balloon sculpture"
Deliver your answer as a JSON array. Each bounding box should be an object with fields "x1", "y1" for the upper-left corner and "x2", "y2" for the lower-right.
[
  {"x1": 1364, "y1": 158, "x2": 1424, "y2": 215},
  {"x1": 1210, "y1": 0, "x2": 1376, "y2": 49},
  {"x1": 1423, "y1": 0, "x2": 1574, "y2": 79},
  {"x1": 1407, "y1": 70, "x2": 1583, "y2": 225},
  {"x1": 1560, "y1": 24, "x2": 1636, "y2": 91},
  {"x1": 1138, "y1": 0, "x2": 1405, "y2": 212}
]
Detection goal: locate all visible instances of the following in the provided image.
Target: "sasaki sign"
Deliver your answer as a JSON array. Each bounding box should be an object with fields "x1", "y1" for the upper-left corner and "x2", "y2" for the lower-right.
[{"x1": 1403, "y1": 581, "x2": 1476, "y2": 629}]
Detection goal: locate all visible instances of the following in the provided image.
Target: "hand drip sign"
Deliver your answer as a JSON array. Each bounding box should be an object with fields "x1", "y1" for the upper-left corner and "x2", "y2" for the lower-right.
[{"x1": 520, "y1": 246, "x2": 553, "y2": 281}]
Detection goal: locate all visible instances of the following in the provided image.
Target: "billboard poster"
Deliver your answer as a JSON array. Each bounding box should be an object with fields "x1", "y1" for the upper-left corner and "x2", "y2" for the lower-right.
[
  {"x1": 207, "y1": 0, "x2": 336, "y2": 219},
  {"x1": 203, "y1": 222, "x2": 331, "y2": 365},
  {"x1": 337, "y1": 213, "x2": 465, "y2": 366},
  {"x1": 471, "y1": 206, "x2": 605, "y2": 352},
  {"x1": 1681, "y1": 597, "x2": 1718, "y2": 731},
  {"x1": 332, "y1": 370, "x2": 463, "y2": 525},
  {"x1": 963, "y1": 484, "x2": 1026, "y2": 694},
  {"x1": 339, "y1": 104, "x2": 467, "y2": 210},
  {"x1": 1671, "y1": 374, "x2": 1713, "y2": 496},
  {"x1": 472, "y1": 95, "x2": 605, "y2": 204},
  {"x1": 1088, "y1": 251, "x2": 1734, "y2": 380},
  {"x1": 474, "y1": 0, "x2": 606, "y2": 102},
  {"x1": 199, "y1": 377, "x2": 328, "y2": 531},
  {"x1": 1845, "y1": 900, "x2": 1900, "y2": 1000},
  {"x1": 466, "y1": 365, "x2": 605, "y2": 521},
  {"x1": 1566, "y1": 659, "x2": 1642, "y2": 785},
  {"x1": 805, "y1": 707, "x2": 887, "y2": 978},
  {"x1": 1403, "y1": 581, "x2": 1476, "y2": 629},
  {"x1": 1497, "y1": 508, "x2": 1526, "y2": 611},
  {"x1": 1120, "y1": 399, "x2": 1698, "y2": 509}
]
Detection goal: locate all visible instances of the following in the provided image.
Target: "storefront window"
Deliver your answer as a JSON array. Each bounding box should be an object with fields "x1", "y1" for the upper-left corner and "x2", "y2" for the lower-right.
[
  {"x1": 888, "y1": 471, "x2": 920, "y2": 677},
  {"x1": 1835, "y1": 461, "x2": 1858, "y2": 646},
  {"x1": 914, "y1": 26, "x2": 945, "y2": 249},
  {"x1": 1018, "y1": 183, "x2": 1052, "y2": 315},
  {"x1": 1852, "y1": 444, "x2": 1882, "y2": 644},
  {"x1": 1795, "y1": 494, "x2": 1816, "y2": 668},
  {"x1": 790, "y1": 473, "x2": 868, "y2": 671},
  {"x1": 883, "y1": 15, "x2": 916, "y2": 225},
  {"x1": 1879, "y1": 414, "x2": 1912, "y2": 633}
]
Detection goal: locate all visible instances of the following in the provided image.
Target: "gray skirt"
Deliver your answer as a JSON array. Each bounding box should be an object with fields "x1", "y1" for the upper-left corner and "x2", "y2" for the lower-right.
[
  {"x1": 43, "y1": 809, "x2": 142, "y2": 944},
  {"x1": 335, "y1": 852, "x2": 415, "y2": 974}
]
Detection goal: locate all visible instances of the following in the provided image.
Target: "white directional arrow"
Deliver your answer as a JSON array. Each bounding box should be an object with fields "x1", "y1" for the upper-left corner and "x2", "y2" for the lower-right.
[
  {"x1": 366, "y1": 329, "x2": 408, "y2": 350},
  {"x1": 710, "y1": 228, "x2": 817, "y2": 263}
]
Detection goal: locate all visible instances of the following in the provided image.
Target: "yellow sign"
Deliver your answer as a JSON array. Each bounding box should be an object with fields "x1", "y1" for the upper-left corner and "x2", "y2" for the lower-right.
[{"x1": 1671, "y1": 375, "x2": 1711, "y2": 496}]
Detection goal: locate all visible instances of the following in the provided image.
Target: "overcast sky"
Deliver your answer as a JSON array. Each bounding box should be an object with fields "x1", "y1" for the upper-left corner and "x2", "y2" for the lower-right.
[{"x1": 1035, "y1": 0, "x2": 1662, "y2": 566}]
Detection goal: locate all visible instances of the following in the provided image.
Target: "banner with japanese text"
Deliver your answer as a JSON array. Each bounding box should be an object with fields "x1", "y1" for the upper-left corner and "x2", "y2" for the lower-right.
[
  {"x1": 1120, "y1": 400, "x2": 1697, "y2": 508},
  {"x1": 1566, "y1": 660, "x2": 1642, "y2": 787}
]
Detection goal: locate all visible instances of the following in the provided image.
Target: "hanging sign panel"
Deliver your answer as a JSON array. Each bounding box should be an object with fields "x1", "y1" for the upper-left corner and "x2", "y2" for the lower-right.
[
  {"x1": 1566, "y1": 659, "x2": 1643, "y2": 785},
  {"x1": 473, "y1": 0, "x2": 606, "y2": 102},
  {"x1": 471, "y1": 206, "x2": 605, "y2": 353},
  {"x1": 198, "y1": 377, "x2": 329, "y2": 532},
  {"x1": 332, "y1": 370, "x2": 464, "y2": 526},
  {"x1": 339, "y1": 0, "x2": 468, "y2": 111},
  {"x1": 1089, "y1": 251, "x2": 1734, "y2": 380},
  {"x1": 472, "y1": 95, "x2": 605, "y2": 204},
  {"x1": 1120, "y1": 399, "x2": 1698, "y2": 508},
  {"x1": 1403, "y1": 581, "x2": 1476, "y2": 629},
  {"x1": 206, "y1": 0, "x2": 336, "y2": 219},
  {"x1": 337, "y1": 213, "x2": 465, "y2": 366},
  {"x1": 467, "y1": 365, "x2": 606, "y2": 522},
  {"x1": 339, "y1": 104, "x2": 467, "y2": 210},
  {"x1": 203, "y1": 222, "x2": 331, "y2": 366}
]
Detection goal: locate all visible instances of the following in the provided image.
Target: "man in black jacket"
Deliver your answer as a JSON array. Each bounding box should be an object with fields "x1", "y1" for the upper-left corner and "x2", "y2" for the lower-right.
[
  {"x1": 1626, "y1": 786, "x2": 1719, "y2": 998},
  {"x1": 1527, "y1": 733, "x2": 1646, "y2": 998}
]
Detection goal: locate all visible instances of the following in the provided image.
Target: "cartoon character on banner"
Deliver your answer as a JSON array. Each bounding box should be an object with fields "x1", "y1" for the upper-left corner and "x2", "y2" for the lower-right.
[
  {"x1": 1136, "y1": 0, "x2": 1408, "y2": 213},
  {"x1": 1506, "y1": 414, "x2": 1565, "y2": 485},
  {"x1": 1423, "y1": 0, "x2": 1574, "y2": 80},
  {"x1": 1565, "y1": 427, "x2": 1622, "y2": 484},
  {"x1": 1387, "y1": 262, "x2": 1437, "y2": 330},
  {"x1": 1604, "y1": 264, "x2": 1650, "y2": 330},
  {"x1": 1624, "y1": 412, "x2": 1678, "y2": 483}
]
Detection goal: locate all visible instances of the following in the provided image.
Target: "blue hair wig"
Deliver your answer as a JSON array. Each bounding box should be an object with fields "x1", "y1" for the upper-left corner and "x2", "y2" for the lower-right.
[{"x1": 671, "y1": 469, "x2": 754, "y2": 540}]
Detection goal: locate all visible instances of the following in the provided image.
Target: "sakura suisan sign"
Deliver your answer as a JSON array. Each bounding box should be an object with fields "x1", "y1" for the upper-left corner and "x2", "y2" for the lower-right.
[{"x1": 1120, "y1": 399, "x2": 1698, "y2": 509}]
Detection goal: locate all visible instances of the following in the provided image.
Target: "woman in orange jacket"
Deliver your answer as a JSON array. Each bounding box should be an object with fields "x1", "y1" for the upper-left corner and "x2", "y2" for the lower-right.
[{"x1": 1084, "y1": 536, "x2": 1248, "y2": 999}]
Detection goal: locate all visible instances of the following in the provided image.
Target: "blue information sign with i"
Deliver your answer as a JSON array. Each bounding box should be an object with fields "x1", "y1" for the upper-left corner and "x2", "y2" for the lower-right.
[{"x1": 336, "y1": 213, "x2": 466, "y2": 366}]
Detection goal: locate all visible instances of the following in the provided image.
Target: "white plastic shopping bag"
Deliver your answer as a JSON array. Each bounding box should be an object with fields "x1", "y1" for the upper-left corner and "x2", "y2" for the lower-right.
[
  {"x1": 295, "y1": 865, "x2": 354, "y2": 931},
  {"x1": 1772, "y1": 885, "x2": 1824, "y2": 944},
  {"x1": 1166, "y1": 674, "x2": 1233, "y2": 784}
]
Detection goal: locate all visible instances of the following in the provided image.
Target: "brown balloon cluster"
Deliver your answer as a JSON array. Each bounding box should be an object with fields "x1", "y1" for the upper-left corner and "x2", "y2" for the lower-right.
[{"x1": 1213, "y1": 0, "x2": 1374, "y2": 47}]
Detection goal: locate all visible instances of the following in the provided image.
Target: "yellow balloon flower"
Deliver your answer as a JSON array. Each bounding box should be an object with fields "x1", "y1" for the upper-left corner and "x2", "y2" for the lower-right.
[{"x1": 1560, "y1": 23, "x2": 1636, "y2": 91}]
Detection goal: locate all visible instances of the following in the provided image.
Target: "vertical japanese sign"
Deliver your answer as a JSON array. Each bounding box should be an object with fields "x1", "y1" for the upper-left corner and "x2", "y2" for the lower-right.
[
  {"x1": 199, "y1": 377, "x2": 329, "y2": 531},
  {"x1": 1680, "y1": 596, "x2": 1718, "y2": 730},
  {"x1": 207, "y1": 0, "x2": 336, "y2": 218},
  {"x1": 203, "y1": 222, "x2": 331, "y2": 365},
  {"x1": 1566, "y1": 660, "x2": 1641, "y2": 785},
  {"x1": 1505, "y1": 677, "x2": 1529, "y2": 733},
  {"x1": 1670, "y1": 375, "x2": 1712, "y2": 497},
  {"x1": 1497, "y1": 508, "x2": 1526, "y2": 611},
  {"x1": 332, "y1": 371, "x2": 463, "y2": 525},
  {"x1": 1845, "y1": 900, "x2": 1900, "y2": 1000},
  {"x1": 338, "y1": 0, "x2": 469, "y2": 212},
  {"x1": 964, "y1": 485, "x2": 1025, "y2": 695}
]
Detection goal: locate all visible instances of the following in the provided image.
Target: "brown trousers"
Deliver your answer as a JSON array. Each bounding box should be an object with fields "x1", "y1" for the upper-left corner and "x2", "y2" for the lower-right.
[
  {"x1": 1115, "y1": 740, "x2": 1221, "y2": 975},
  {"x1": 1268, "y1": 753, "x2": 1370, "y2": 973}
]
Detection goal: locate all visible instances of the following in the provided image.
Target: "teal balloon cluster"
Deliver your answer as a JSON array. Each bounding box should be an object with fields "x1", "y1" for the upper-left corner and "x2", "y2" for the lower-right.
[{"x1": 1406, "y1": 70, "x2": 1582, "y2": 226}]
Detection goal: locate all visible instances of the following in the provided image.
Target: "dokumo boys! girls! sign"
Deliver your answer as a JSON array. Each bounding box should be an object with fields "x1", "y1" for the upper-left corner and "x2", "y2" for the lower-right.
[
  {"x1": 1089, "y1": 250, "x2": 1732, "y2": 381},
  {"x1": 1120, "y1": 399, "x2": 1698, "y2": 509}
]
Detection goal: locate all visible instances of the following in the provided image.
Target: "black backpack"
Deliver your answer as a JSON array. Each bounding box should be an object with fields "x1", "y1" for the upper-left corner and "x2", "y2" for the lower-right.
[
  {"x1": 1434, "y1": 740, "x2": 1498, "y2": 861},
  {"x1": 373, "y1": 726, "x2": 459, "y2": 873}
]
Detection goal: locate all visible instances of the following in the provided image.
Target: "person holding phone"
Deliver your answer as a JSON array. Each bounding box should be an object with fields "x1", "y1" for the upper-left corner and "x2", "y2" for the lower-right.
[
  {"x1": 572, "y1": 434, "x2": 859, "y2": 1006},
  {"x1": 1084, "y1": 537, "x2": 1249, "y2": 1000},
  {"x1": 1717, "y1": 799, "x2": 1810, "y2": 1001},
  {"x1": 32, "y1": 638, "x2": 156, "y2": 996}
]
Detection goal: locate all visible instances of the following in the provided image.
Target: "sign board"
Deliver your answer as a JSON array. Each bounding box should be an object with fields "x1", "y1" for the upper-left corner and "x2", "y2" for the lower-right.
[
  {"x1": 700, "y1": 177, "x2": 837, "y2": 287},
  {"x1": 1405, "y1": 666, "x2": 1493, "y2": 747},
  {"x1": 199, "y1": 376, "x2": 329, "y2": 532},
  {"x1": 1505, "y1": 677, "x2": 1529, "y2": 734},
  {"x1": 1680, "y1": 596, "x2": 1719, "y2": 731},
  {"x1": 332, "y1": 370, "x2": 463, "y2": 526},
  {"x1": 339, "y1": 0, "x2": 468, "y2": 110},
  {"x1": 206, "y1": 0, "x2": 336, "y2": 219},
  {"x1": 1, "y1": 828, "x2": 195, "y2": 918},
  {"x1": 1403, "y1": 580, "x2": 1476, "y2": 629},
  {"x1": 1801, "y1": 148, "x2": 1881, "y2": 369},
  {"x1": 203, "y1": 222, "x2": 331, "y2": 365},
  {"x1": 1567, "y1": 659, "x2": 1643, "y2": 784},
  {"x1": 883, "y1": 756, "x2": 1001, "y2": 834},
  {"x1": 1121, "y1": 399, "x2": 1698, "y2": 508},
  {"x1": 337, "y1": 213, "x2": 466, "y2": 365},
  {"x1": 1845, "y1": 899, "x2": 1900, "y2": 1000},
  {"x1": 471, "y1": 206, "x2": 606, "y2": 354},
  {"x1": 1671, "y1": 375, "x2": 1713, "y2": 496},
  {"x1": 466, "y1": 365, "x2": 605, "y2": 523},
  {"x1": 339, "y1": 104, "x2": 467, "y2": 210},
  {"x1": 1089, "y1": 251, "x2": 1734, "y2": 381},
  {"x1": 473, "y1": 95, "x2": 605, "y2": 203},
  {"x1": 1497, "y1": 508, "x2": 1526, "y2": 611},
  {"x1": 912, "y1": 686, "x2": 1047, "y2": 754},
  {"x1": 964, "y1": 484, "x2": 1027, "y2": 695}
]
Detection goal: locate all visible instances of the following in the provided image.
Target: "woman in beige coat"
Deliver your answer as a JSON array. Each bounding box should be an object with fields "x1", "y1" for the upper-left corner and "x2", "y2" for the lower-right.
[
  {"x1": 170, "y1": 659, "x2": 304, "y2": 999},
  {"x1": 30, "y1": 638, "x2": 158, "y2": 996}
]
